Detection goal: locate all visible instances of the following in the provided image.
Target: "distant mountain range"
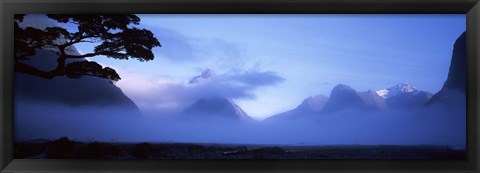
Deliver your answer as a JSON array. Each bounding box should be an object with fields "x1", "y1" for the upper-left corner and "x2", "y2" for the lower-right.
[
  {"x1": 267, "y1": 31, "x2": 466, "y2": 122},
  {"x1": 181, "y1": 67, "x2": 437, "y2": 123},
  {"x1": 265, "y1": 83, "x2": 433, "y2": 122}
]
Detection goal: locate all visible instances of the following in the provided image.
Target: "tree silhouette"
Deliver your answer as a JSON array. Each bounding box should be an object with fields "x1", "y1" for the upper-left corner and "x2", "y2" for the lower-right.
[{"x1": 14, "y1": 14, "x2": 161, "y2": 81}]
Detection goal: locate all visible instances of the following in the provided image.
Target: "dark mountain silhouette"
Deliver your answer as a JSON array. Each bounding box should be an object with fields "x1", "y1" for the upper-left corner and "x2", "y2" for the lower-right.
[
  {"x1": 15, "y1": 15, "x2": 141, "y2": 111},
  {"x1": 427, "y1": 31, "x2": 466, "y2": 105},
  {"x1": 442, "y1": 32, "x2": 467, "y2": 93},
  {"x1": 15, "y1": 49, "x2": 140, "y2": 111}
]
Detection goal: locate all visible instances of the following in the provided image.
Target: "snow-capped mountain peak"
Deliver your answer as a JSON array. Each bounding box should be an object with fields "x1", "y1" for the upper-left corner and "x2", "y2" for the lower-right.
[
  {"x1": 188, "y1": 68, "x2": 216, "y2": 85},
  {"x1": 376, "y1": 83, "x2": 418, "y2": 99}
]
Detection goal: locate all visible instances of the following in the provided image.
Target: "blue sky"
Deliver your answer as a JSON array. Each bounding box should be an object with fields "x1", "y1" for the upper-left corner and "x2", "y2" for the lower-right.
[{"x1": 74, "y1": 14, "x2": 465, "y2": 120}]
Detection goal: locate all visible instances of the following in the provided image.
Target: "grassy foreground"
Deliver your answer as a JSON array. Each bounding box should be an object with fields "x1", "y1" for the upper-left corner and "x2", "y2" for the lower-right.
[{"x1": 15, "y1": 137, "x2": 466, "y2": 159}]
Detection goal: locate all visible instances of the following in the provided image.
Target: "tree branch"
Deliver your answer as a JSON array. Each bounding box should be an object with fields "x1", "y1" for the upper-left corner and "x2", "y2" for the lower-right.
[
  {"x1": 15, "y1": 62, "x2": 61, "y2": 79},
  {"x1": 15, "y1": 14, "x2": 160, "y2": 82},
  {"x1": 64, "y1": 53, "x2": 100, "y2": 59}
]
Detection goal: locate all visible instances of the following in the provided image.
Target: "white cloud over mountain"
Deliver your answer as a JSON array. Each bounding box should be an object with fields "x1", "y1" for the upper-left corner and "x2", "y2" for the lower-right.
[{"x1": 117, "y1": 68, "x2": 284, "y2": 115}]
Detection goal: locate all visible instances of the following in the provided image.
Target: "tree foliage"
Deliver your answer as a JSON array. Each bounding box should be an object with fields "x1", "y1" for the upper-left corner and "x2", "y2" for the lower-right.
[{"x1": 14, "y1": 14, "x2": 161, "y2": 81}]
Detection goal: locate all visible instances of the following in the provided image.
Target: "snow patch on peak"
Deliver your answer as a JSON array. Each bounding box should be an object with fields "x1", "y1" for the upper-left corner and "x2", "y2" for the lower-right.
[
  {"x1": 376, "y1": 89, "x2": 390, "y2": 99},
  {"x1": 395, "y1": 83, "x2": 417, "y2": 92},
  {"x1": 376, "y1": 83, "x2": 418, "y2": 99}
]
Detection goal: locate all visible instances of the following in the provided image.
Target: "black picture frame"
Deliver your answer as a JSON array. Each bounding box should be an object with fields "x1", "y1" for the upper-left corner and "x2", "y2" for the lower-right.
[{"x1": 1, "y1": 0, "x2": 479, "y2": 172}]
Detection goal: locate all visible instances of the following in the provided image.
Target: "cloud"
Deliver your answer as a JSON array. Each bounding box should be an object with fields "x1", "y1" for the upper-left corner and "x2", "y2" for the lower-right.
[
  {"x1": 117, "y1": 69, "x2": 284, "y2": 115},
  {"x1": 16, "y1": 97, "x2": 466, "y2": 146},
  {"x1": 149, "y1": 26, "x2": 245, "y2": 68},
  {"x1": 150, "y1": 27, "x2": 196, "y2": 61},
  {"x1": 185, "y1": 70, "x2": 285, "y2": 100},
  {"x1": 224, "y1": 70, "x2": 285, "y2": 88}
]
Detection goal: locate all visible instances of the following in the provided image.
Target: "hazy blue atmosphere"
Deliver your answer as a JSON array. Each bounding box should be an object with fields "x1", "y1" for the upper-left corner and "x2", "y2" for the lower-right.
[
  {"x1": 14, "y1": 14, "x2": 466, "y2": 149},
  {"x1": 74, "y1": 14, "x2": 465, "y2": 120}
]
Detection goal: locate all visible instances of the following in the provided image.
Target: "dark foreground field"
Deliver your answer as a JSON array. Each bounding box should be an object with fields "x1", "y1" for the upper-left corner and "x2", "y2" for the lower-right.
[{"x1": 15, "y1": 137, "x2": 466, "y2": 159}]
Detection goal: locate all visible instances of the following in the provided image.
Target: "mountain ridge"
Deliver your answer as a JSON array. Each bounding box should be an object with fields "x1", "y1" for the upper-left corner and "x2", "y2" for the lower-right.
[
  {"x1": 265, "y1": 83, "x2": 433, "y2": 121},
  {"x1": 427, "y1": 31, "x2": 466, "y2": 106}
]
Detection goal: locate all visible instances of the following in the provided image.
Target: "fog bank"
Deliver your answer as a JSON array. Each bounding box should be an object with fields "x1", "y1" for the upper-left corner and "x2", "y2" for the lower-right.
[{"x1": 15, "y1": 93, "x2": 465, "y2": 147}]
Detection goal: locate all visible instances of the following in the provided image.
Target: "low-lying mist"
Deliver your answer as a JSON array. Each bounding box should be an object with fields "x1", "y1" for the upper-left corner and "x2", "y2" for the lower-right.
[{"x1": 15, "y1": 94, "x2": 465, "y2": 147}]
